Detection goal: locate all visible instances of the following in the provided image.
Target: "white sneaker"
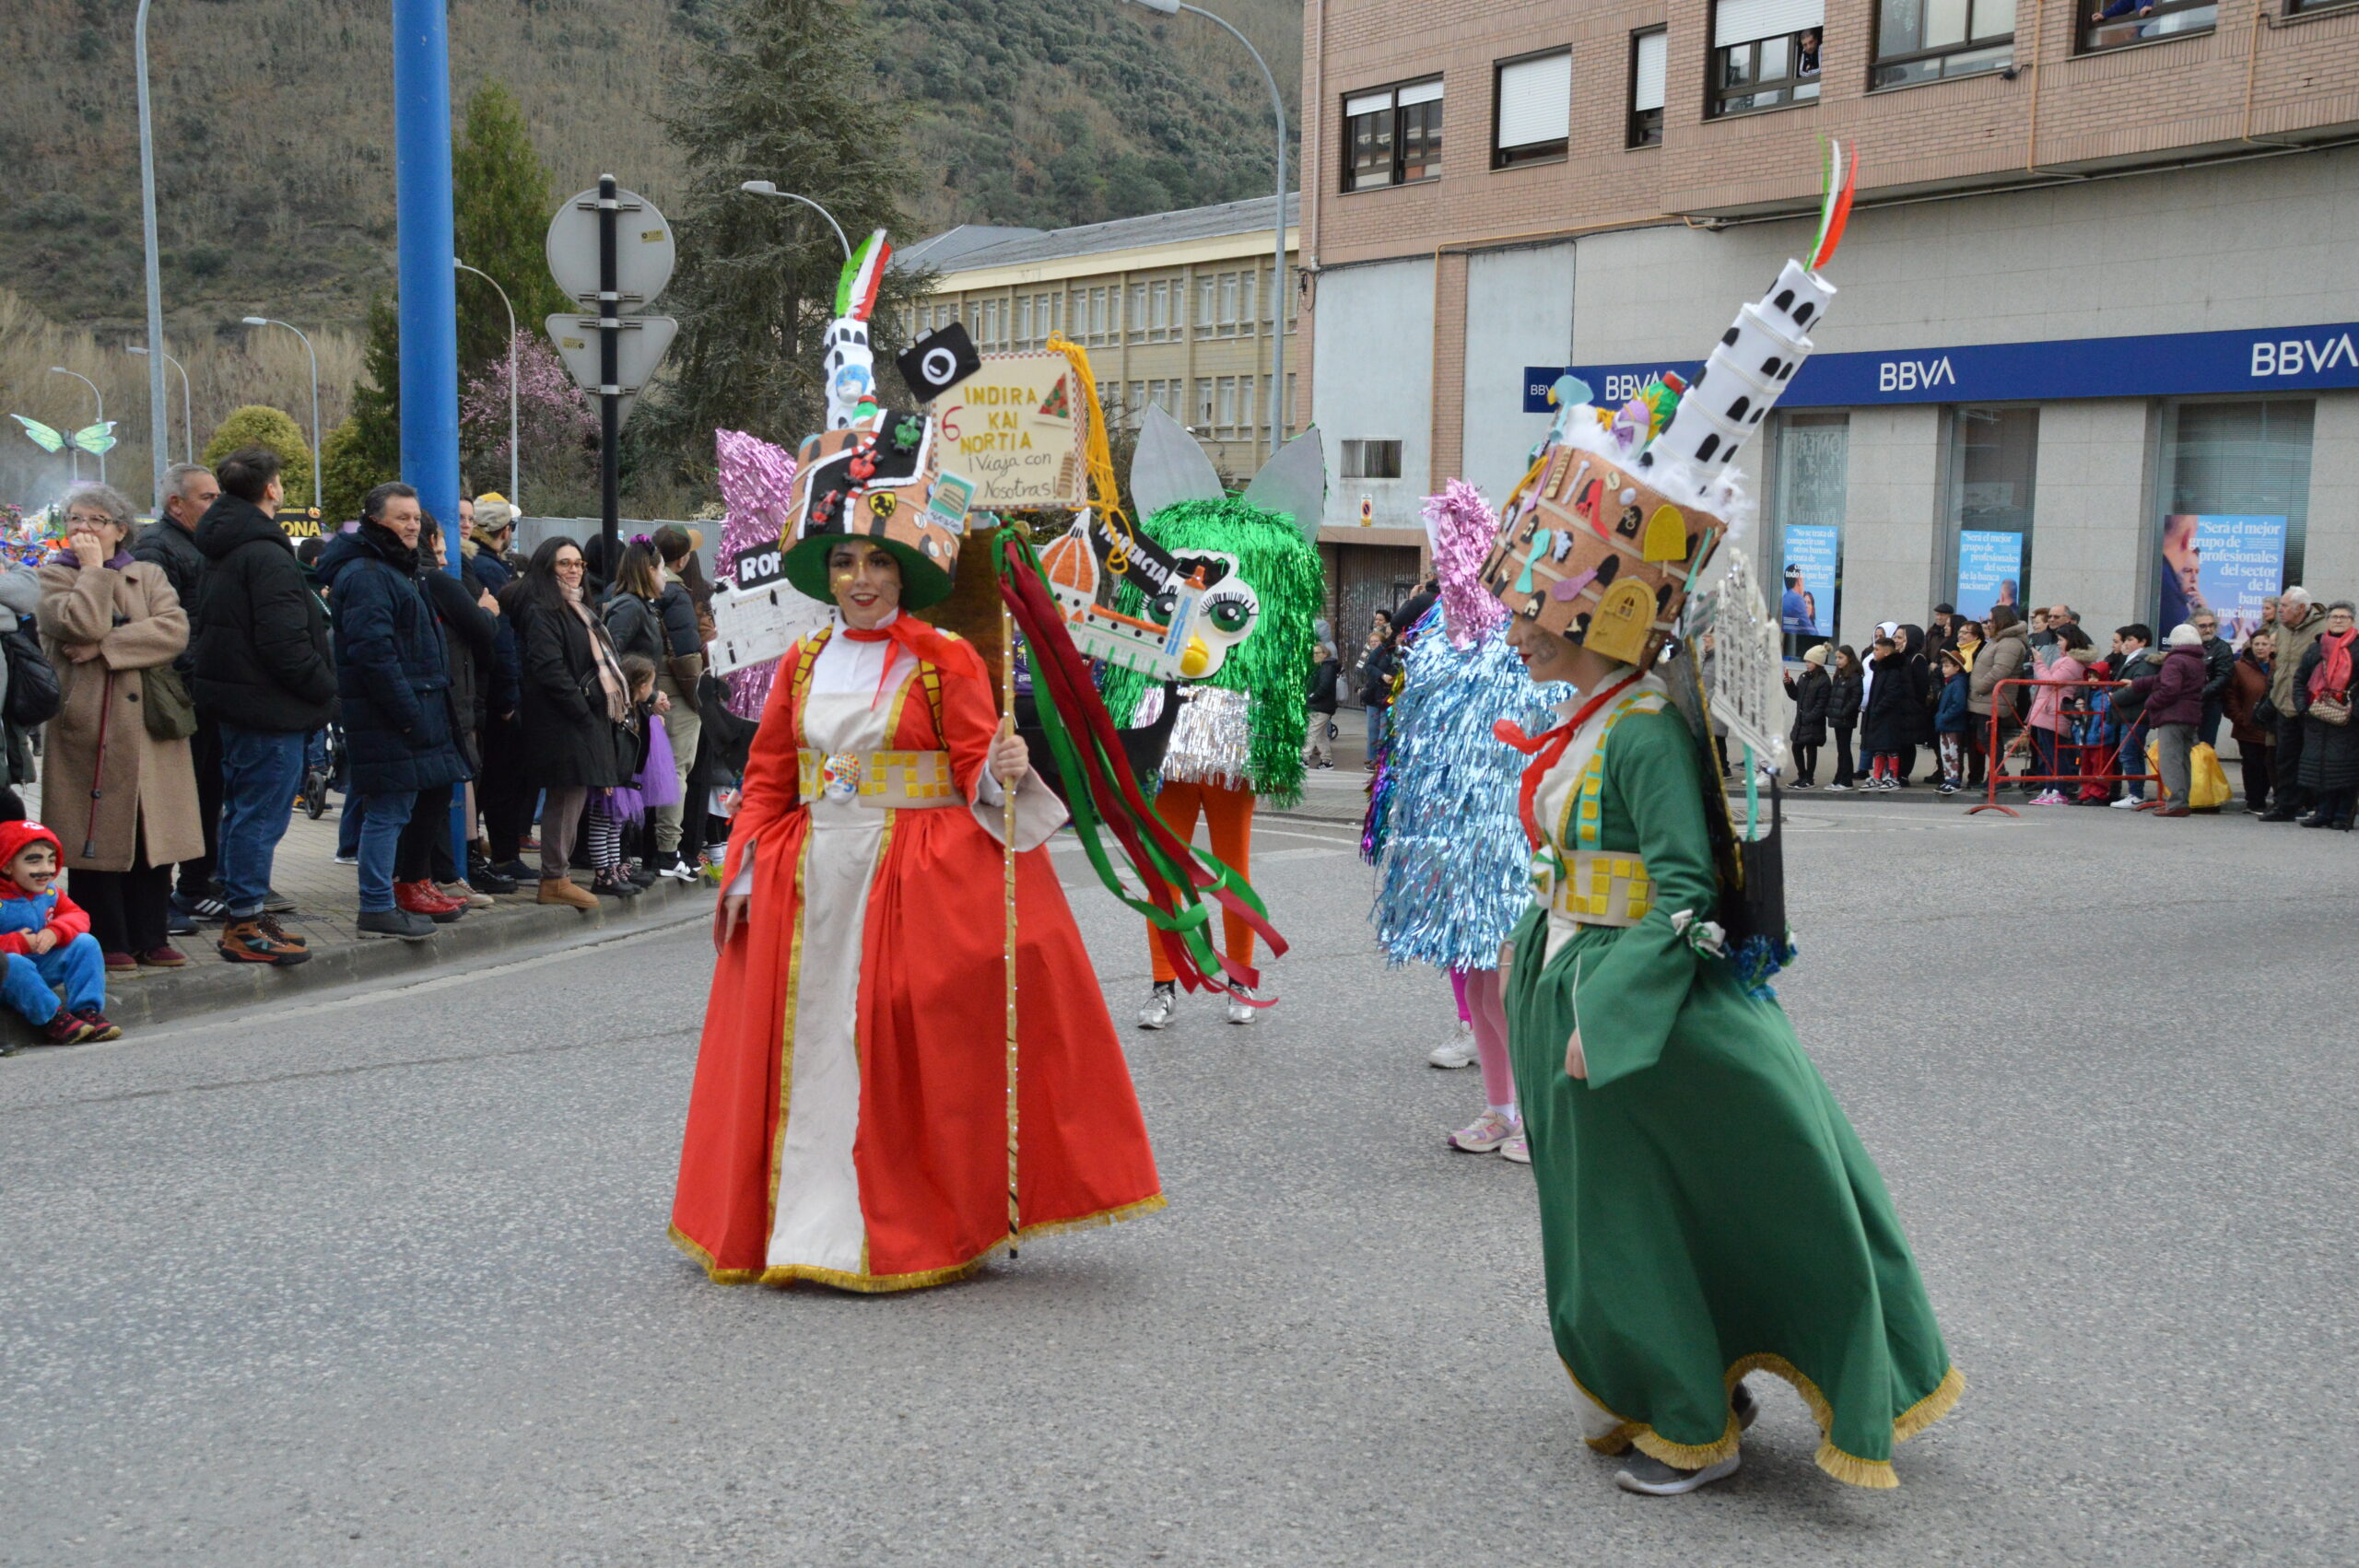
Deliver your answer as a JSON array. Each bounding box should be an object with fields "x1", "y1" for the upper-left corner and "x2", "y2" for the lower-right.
[
  {"x1": 1226, "y1": 987, "x2": 1259, "y2": 1025},
  {"x1": 2109, "y1": 796, "x2": 2142, "y2": 809},
  {"x1": 1428, "y1": 1022, "x2": 1478, "y2": 1069},
  {"x1": 1449, "y1": 1109, "x2": 1520, "y2": 1153},
  {"x1": 1614, "y1": 1450, "x2": 1741, "y2": 1496},
  {"x1": 1500, "y1": 1131, "x2": 1532, "y2": 1164},
  {"x1": 1137, "y1": 983, "x2": 1176, "y2": 1029}
]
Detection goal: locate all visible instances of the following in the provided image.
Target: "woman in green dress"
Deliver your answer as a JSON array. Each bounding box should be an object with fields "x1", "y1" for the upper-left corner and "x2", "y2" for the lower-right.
[{"x1": 1497, "y1": 611, "x2": 1962, "y2": 1494}]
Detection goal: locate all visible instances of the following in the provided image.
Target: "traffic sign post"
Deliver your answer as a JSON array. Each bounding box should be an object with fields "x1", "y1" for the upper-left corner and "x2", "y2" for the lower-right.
[{"x1": 546, "y1": 175, "x2": 676, "y2": 575}]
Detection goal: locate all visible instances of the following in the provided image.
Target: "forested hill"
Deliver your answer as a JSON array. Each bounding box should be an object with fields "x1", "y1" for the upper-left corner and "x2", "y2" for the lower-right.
[{"x1": 1, "y1": 0, "x2": 1299, "y2": 337}]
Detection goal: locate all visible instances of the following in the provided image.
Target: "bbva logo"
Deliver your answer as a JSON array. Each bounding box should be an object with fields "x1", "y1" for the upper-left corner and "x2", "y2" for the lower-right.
[
  {"x1": 1878, "y1": 357, "x2": 1955, "y2": 392},
  {"x1": 2250, "y1": 334, "x2": 2358, "y2": 378}
]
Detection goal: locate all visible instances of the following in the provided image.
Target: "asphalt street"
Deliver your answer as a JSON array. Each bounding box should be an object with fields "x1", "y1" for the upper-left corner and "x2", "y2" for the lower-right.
[{"x1": 3, "y1": 802, "x2": 2353, "y2": 1565}]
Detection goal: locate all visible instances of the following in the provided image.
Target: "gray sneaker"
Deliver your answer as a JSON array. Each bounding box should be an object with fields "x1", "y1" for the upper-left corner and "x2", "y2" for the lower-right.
[
  {"x1": 357, "y1": 907, "x2": 436, "y2": 942},
  {"x1": 1137, "y1": 982, "x2": 1176, "y2": 1030},
  {"x1": 1614, "y1": 1449, "x2": 1740, "y2": 1496}
]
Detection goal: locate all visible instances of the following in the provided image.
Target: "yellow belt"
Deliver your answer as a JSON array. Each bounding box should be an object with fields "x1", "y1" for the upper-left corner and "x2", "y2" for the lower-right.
[
  {"x1": 797, "y1": 748, "x2": 958, "y2": 809},
  {"x1": 1533, "y1": 848, "x2": 1654, "y2": 928}
]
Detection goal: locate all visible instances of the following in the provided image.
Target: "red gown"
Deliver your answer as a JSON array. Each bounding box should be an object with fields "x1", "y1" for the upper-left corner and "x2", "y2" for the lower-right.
[{"x1": 670, "y1": 626, "x2": 1164, "y2": 1291}]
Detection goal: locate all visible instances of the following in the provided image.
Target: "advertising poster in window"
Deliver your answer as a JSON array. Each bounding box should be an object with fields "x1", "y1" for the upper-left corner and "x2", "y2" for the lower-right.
[
  {"x1": 2161, "y1": 513, "x2": 2285, "y2": 648},
  {"x1": 1955, "y1": 531, "x2": 2024, "y2": 621},
  {"x1": 1779, "y1": 525, "x2": 1838, "y2": 639}
]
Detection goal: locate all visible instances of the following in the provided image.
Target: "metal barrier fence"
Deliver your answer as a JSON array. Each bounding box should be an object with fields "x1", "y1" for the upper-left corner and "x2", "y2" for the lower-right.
[{"x1": 1967, "y1": 676, "x2": 2160, "y2": 819}]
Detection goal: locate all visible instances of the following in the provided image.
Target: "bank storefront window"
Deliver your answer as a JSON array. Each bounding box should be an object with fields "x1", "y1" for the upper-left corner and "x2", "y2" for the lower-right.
[
  {"x1": 2157, "y1": 400, "x2": 2313, "y2": 640},
  {"x1": 1947, "y1": 406, "x2": 2037, "y2": 622},
  {"x1": 1773, "y1": 412, "x2": 1847, "y2": 654}
]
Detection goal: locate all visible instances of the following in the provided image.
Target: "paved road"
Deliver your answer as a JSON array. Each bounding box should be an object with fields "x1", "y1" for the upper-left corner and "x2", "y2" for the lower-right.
[{"x1": 3, "y1": 805, "x2": 2353, "y2": 1564}]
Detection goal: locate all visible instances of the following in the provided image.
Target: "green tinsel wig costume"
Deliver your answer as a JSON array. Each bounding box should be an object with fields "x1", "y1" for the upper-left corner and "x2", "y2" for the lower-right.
[{"x1": 1096, "y1": 497, "x2": 1325, "y2": 810}]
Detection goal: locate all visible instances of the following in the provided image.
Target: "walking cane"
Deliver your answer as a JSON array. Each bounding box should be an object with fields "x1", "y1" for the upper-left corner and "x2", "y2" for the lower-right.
[
  {"x1": 82, "y1": 670, "x2": 114, "y2": 862},
  {"x1": 1000, "y1": 594, "x2": 1021, "y2": 1258}
]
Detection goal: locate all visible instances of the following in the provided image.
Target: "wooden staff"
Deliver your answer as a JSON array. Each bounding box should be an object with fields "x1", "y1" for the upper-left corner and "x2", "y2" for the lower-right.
[{"x1": 1001, "y1": 591, "x2": 1021, "y2": 1258}]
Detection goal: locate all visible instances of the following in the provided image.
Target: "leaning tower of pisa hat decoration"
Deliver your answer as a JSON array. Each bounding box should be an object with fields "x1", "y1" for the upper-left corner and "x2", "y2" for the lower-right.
[{"x1": 1481, "y1": 142, "x2": 1858, "y2": 666}]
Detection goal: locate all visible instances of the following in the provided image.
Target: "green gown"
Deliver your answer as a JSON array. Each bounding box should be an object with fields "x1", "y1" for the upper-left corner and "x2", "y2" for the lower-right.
[{"x1": 1503, "y1": 674, "x2": 1961, "y2": 1488}]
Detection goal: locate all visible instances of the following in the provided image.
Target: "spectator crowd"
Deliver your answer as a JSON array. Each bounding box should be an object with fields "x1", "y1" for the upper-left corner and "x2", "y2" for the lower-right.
[{"x1": 0, "y1": 458, "x2": 748, "y2": 1046}]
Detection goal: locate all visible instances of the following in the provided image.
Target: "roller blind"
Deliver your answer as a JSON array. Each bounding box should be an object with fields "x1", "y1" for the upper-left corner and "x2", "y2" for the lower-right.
[
  {"x1": 1632, "y1": 31, "x2": 1667, "y2": 111},
  {"x1": 1496, "y1": 52, "x2": 1571, "y2": 149},
  {"x1": 1397, "y1": 77, "x2": 1445, "y2": 106},
  {"x1": 1715, "y1": 0, "x2": 1823, "y2": 46},
  {"x1": 1345, "y1": 90, "x2": 1394, "y2": 118}
]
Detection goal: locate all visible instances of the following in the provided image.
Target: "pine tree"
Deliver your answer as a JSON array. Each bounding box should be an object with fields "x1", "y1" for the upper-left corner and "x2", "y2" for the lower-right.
[
  {"x1": 345, "y1": 292, "x2": 404, "y2": 492},
  {"x1": 635, "y1": 0, "x2": 931, "y2": 486},
  {"x1": 452, "y1": 81, "x2": 569, "y2": 380}
]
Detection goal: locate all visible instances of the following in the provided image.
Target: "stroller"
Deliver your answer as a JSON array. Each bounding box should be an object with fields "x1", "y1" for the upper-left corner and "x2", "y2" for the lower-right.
[{"x1": 299, "y1": 721, "x2": 345, "y2": 820}]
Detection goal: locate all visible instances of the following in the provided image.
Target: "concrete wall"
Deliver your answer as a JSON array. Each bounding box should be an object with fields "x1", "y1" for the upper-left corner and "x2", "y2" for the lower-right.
[
  {"x1": 2027, "y1": 400, "x2": 2157, "y2": 640},
  {"x1": 1311, "y1": 257, "x2": 1435, "y2": 531},
  {"x1": 1459, "y1": 243, "x2": 1574, "y2": 505}
]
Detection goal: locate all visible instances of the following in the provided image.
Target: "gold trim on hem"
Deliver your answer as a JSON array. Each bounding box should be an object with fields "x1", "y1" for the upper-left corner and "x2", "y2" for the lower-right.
[
  {"x1": 1563, "y1": 1352, "x2": 1964, "y2": 1491},
  {"x1": 669, "y1": 1193, "x2": 1167, "y2": 1295}
]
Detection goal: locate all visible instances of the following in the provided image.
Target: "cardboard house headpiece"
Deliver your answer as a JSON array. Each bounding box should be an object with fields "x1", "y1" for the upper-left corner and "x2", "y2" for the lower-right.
[{"x1": 1482, "y1": 257, "x2": 1838, "y2": 668}]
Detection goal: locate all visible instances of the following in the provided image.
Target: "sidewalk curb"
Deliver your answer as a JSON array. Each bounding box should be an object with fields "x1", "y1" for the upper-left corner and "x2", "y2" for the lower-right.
[{"x1": 0, "y1": 876, "x2": 713, "y2": 1047}]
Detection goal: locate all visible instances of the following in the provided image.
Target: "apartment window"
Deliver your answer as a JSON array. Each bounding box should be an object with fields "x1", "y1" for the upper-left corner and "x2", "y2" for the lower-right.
[
  {"x1": 1193, "y1": 378, "x2": 1215, "y2": 428},
  {"x1": 1945, "y1": 407, "x2": 2039, "y2": 620},
  {"x1": 1215, "y1": 377, "x2": 1238, "y2": 435},
  {"x1": 1197, "y1": 275, "x2": 1217, "y2": 337},
  {"x1": 1344, "y1": 77, "x2": 1443, "y2": 192},
  {"x1": 1237, "y1": 376, "x2": 1255, "y2": 440},
  {"x1": 1149, "y1": 280, "x2": 1172, "y2": 340},
  {"x1": 1283, "y1": 372, "x2": 1296, "y2": 439},
  {"x1": 1219, "y1": 274, "x2": 1240, "y2": 335},
  {"x1": 1628, "y1": 29, "x2": 1668, "y2": 147},
  {"x1": 1015, "y1": 296, "x2": 1033, "y2": 346},
  {"x1": 1128, "y1": 284, "x2": 1146, "y2": 342},
  {"x1": 1709, "y1": 0, "x2": 1824, "y2": 118},
  {"x1": 1493, "y1": 49, "x2": 1572, "y2": 168},
  {"x1": 1126, "y1": 381, "x2": 1145, "y2": 427},
  {"x1": 1873, "y1": 0, "x2": 2014, "y2": 87},
  {"x1": 1342, "y1": 439, "x2": 1403, "y2": 480},
  {"x1": 1240, "y1": 271, "x2": 1258, "y2": 333},
  {"x1": 2080, "y1": 0, "x2": 2214, "y2": 53}
]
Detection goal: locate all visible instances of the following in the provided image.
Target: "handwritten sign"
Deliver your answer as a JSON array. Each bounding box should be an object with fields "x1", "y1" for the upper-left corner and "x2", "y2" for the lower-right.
[{"x1": 933, "y1": 351, "x2": 1084, "y2": 509}]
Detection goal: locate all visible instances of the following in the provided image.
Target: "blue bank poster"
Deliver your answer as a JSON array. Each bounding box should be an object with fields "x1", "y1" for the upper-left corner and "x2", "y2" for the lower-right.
[
  {"x1": 1779, "y1": 525, "x2": 1838, "y2": 638},
  {"x1": 1955, "y1": 532, "x2": 2025, "y2": 622},
  {"x1": 2161, "y1": 513, "x2": 2285, "y2": 648}
]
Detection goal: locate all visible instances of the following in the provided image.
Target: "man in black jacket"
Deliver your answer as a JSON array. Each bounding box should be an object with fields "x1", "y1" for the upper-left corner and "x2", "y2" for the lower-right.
[
  {"x1": 193, "y1": 449, "x2": 334, "y2": 965},
  {"x1": 134, "y1": 462, "x2": 223, "y2": 930},
  {"x1": 2190, "y1": 608, "x2": 2236, "y2": 747}
]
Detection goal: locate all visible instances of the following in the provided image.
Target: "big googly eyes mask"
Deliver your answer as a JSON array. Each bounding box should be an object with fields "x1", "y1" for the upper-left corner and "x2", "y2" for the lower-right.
[{"x1": 1149, "y1": 551, "x2": 1262, "y2": 679}]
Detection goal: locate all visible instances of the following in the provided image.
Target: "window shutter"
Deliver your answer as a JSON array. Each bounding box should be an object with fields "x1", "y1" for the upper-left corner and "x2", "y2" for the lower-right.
[
  {"x1": 1633, "y1": 31, "x2": 1668, "y2": 111},
  {"x1": 1714, "y1": 0, "x2": 1824, "y2": 48},
  {"x1": 1396, "y1": 78, "x2": 1444, "y2": 107},
  {"x1": 1496, "y1": 53, "x2": 1571, "y2": 149},
  {"x1": 1345, "y1": 90, "x2": 1394, "y2": 118}
]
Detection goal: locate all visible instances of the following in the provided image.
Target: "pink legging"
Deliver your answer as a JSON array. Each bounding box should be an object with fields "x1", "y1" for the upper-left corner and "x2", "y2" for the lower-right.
[{"x1": 1449, "y1": 967, "x2": 1516, "y2": 1111}]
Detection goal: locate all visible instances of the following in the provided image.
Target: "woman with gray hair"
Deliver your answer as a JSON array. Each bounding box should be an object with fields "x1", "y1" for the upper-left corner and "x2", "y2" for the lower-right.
[{"x1": 35, "y1": 482, "x2": 205, "y2": 968}]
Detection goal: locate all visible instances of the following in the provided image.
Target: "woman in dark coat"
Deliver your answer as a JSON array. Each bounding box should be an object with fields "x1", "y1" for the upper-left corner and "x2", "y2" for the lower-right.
[
  {"x1": 1895, "y1": 623, "x2": 1937, "y2": 780},
  {"x1": 1783, "y1": 644, "x2": 1831, "y2": 788},
  {"x1": 502, "y1": 536, "x2": 632, "y2": 907},
  {"x1": 1826, "y1": 645, "x2": 1863, "y2": 789},
  {"x1": 2224, "y1": 632, "x2": 2276, "y2": 813},
  {"x1": 317, "y1": 493, "x2": 470, "y2": 935},
  {"x1": 2291, "y1": 600, "x2": 2357, "y2": 829}
]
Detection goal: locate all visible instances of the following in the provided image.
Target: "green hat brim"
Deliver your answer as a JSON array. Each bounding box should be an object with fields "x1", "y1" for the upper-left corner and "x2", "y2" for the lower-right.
[{"x1": 782, "y1": 531, "x2": 957, "y2": 612}]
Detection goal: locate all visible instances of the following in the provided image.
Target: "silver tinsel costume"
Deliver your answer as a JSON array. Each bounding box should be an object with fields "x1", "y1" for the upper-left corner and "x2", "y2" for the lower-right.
[{"x1": 1371, "y1": 605, "x2": 1568, "y2": 970}]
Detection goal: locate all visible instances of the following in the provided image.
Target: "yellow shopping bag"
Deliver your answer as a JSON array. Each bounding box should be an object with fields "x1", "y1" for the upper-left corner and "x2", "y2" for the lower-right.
[{"x1": 2145, "y1": 737, "x2": 2234, "y2": 810}]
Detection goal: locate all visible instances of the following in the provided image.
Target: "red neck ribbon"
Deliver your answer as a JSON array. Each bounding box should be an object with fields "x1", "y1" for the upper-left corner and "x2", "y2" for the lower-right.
[
  {"x1": 838, "y1": 613, "x2": 988, "y2": 710},
  {"x1": 1494, "y1": 673, "x2": 1643, "y2": 848}
]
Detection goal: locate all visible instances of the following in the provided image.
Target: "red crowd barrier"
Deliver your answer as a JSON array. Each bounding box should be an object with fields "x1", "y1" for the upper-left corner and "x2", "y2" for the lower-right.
[{"x1": 1966, "y1": 676, "x2": 2160, "y2": 818}]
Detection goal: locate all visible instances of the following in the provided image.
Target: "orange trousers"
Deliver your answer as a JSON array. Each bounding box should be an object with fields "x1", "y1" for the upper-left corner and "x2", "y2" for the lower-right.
[{"x1": 1145, "y1": 778, "x2": 1256, "y2": 984}]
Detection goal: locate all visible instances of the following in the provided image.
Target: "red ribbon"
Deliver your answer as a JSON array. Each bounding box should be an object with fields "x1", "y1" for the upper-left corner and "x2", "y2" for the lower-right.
[{"x1": 1495, "y1": 673, "x2": 1642, "y2": 848}]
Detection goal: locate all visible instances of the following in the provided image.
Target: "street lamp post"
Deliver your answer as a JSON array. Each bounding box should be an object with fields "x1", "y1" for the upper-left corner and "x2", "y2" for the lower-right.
[
  {"x1": 127, "y1": 345, "x2": 192, "y2": 464},
  {"x1": 454, "y1": 258, "x2": 521, "y2": 510},
  {"x1": 737, "y1": 181, "x2": 853, "y2": 263},
  {"x1": 242, "y1": 316, "x2": 322, "y2": 514},
  {"x1": 49, "y1": 368, "x2": 104, "y2": 486},
  {"x1": 135, "y1": 0, "x2": 170, "y2": 512},
  {"x1": 1118, "y1": 0, "x2": 1289, "y2": 461}
]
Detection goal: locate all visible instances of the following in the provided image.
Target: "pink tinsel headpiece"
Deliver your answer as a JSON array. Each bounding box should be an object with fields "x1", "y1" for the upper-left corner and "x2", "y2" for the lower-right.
[{"x1": 1422, "y1": 480, "x2": 1504, "y2": 647}]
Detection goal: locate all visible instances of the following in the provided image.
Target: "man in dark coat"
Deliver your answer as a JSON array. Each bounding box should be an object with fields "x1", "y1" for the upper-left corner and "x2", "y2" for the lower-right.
[
  {"x1": 317, "y1": 484, "x2": 468, "y2": 940},
  {"x1": 2191, "y1": 609, "x2": 2236, "y2": 747},
  {"x1": 133, "y1": 461, "x2": 223, "y2": 929},
  {"x1": 193, "y1": 449, "x2": 334, "y2": 964}
]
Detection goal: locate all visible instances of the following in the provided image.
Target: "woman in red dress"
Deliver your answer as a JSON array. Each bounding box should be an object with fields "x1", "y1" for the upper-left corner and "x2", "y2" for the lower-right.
[{"x1": 670, "y1": 534, "x2": 1163, "y2": 1292}]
